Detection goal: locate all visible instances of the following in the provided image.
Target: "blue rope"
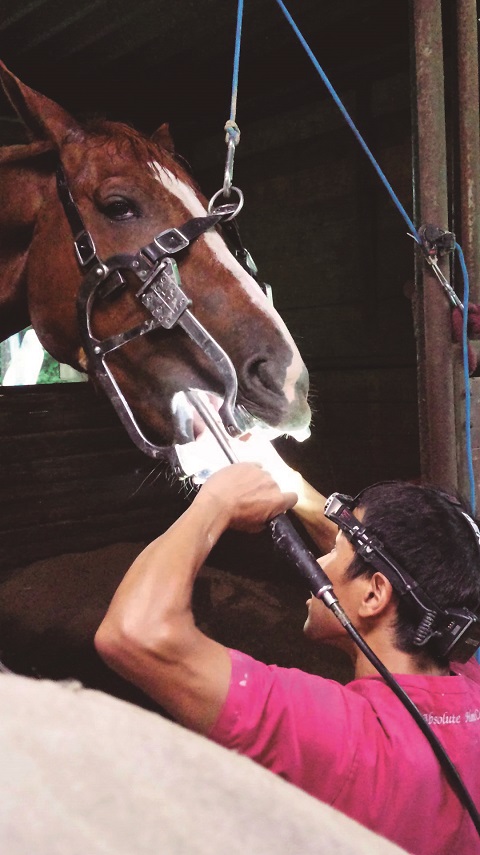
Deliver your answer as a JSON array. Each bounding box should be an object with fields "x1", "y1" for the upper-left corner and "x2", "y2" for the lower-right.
[
  {"x1": 456, "y1": 243, "x2": 476, "y2": 514},
  {"x1": 274, "y1": 0, "x2": 477, "y2": 514},
  {"x1": 453, "y1": 247, "x2": 478, "y2": 664},
  {"x1": 272, "y1": 0, "x2": 420, "y2": 242},
  {"x1": 228, "y1": 0, "x2": 244, "y2": 130}
]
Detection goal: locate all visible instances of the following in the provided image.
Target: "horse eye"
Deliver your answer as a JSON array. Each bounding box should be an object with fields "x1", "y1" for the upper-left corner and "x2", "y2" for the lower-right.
[{"x1": 100, "y1": 198, "x2": 139, "y2": 221}]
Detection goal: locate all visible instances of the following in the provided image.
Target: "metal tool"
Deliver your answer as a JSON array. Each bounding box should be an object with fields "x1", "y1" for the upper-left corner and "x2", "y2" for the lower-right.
[{"x1": 185, "y1": 389, "x2": 340, "y2": 605}]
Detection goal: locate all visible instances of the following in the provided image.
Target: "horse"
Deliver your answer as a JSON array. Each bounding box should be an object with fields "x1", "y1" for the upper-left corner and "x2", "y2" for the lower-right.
[
  {"x1": 0, "y1": 61, "x2": 317, "y2": 700},
  {"x1": 0, "y1": 61, "x2": 310, "y2": 465}
]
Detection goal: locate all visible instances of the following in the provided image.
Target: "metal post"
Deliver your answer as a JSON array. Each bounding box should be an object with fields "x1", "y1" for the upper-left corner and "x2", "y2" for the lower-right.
[
  {"x1": 455, "y1": 0, "x2": 480, "y2": 507},
  {"x1": 457, "y1": 0, "x2": 480, "y2": 301},
  {"x1": 411, "y1": 0, "x2": 458, "y2": 491}
]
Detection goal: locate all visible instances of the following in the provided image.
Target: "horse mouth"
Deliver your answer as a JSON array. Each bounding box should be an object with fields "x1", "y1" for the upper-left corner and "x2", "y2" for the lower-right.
[
  {"x1": 172, "y1": 390, "x2": 229, "y2": 443},
  {"x1": 172, "y1": 389, "x2": 309, "y2": 483}
]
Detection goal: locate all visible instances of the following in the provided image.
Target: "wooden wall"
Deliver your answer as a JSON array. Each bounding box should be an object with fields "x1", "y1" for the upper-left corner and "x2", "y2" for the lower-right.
[
  {"x1": 0, "y1": 384, "x2": 188, "y2": 573},
  {"x1": 0, "y1": 383, "x2": 353, "y2": 696}
]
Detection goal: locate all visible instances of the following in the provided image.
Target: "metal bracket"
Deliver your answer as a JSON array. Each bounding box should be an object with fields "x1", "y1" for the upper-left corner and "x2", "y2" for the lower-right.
[
  {"x1": 418, "y1": 224, "x2": 456, "y2": 258},
  {"x1": 137, "y1": 259, "x2": 191, "y2": 329},
  {"x1": 153, "y1": 227, "x2": 189, "y2": 255},
  {"x1": 414, "y1": 224, "x2": 463, "y2": 310}
]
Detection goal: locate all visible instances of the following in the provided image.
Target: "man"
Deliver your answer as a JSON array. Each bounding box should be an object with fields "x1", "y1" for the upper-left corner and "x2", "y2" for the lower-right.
[{"x1": 95, "y1": 461, "x2": 480, "y2": 855}]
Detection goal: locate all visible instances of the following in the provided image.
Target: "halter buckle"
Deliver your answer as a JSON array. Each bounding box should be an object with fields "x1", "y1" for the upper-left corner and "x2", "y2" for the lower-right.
[
  {"x1": 140, "y1": 227, "x2": 190, "y2": 264},
  {"x1": 74, "y1": 230, "x2": 97, "y2": 268}
]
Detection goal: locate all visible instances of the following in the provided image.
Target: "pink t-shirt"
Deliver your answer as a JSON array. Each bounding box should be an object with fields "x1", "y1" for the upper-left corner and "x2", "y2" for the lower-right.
[{"x1": 209, "y1": 650, "x2": 480, "y2": 855}]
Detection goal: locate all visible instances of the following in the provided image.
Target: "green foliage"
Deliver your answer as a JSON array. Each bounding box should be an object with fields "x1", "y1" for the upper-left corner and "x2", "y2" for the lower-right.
[{"x1": 37, "y1": 351, "x2": 62, "y2": 384}]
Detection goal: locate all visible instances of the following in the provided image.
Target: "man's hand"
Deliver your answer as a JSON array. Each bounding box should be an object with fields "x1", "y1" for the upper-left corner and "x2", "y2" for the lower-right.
[
  {"x1": 95, "y1": 461, "x2": 297, "y2": 733},
  {"x1": 196, "y1": 463, "x2": 298, "y2": 533},
  {"x1": 199, "y1": 438, "x2": 337, "y2": 552}
]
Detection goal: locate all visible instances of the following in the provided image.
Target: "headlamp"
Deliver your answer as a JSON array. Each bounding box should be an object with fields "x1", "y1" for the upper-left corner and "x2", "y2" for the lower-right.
[{"x1": 324, "y1": 491, "x2": 480, "y2": 663}]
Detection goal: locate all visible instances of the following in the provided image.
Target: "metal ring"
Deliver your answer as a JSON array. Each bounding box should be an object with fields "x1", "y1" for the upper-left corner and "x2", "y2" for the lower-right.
[{"x1": 208, "y1": 186, "x2": 244, "y2": 220}]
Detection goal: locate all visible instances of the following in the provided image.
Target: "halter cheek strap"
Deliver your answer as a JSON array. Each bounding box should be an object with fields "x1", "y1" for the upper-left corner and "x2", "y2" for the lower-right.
[{"x1": 56, "y1": 166, "x2": 99, "y2": 269}]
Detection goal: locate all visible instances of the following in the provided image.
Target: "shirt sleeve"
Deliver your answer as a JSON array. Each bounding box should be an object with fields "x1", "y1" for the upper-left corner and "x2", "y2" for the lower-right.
[{"x1": 208, "y1": 649, "x2": 364, "y2": 804}]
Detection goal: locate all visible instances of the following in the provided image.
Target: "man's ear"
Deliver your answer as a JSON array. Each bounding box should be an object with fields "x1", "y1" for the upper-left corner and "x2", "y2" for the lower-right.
[{"x1": 358, "y1": 573, "x2": 394, "y2": 618}]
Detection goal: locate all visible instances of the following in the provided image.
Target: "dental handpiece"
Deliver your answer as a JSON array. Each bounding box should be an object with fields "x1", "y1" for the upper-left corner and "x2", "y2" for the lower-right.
[{"x1": 185, "y1": 390, "x2": 339, "y2": 606}]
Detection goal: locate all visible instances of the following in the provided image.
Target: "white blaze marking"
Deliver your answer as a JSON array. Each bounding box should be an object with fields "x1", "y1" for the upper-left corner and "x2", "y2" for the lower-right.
[{"x1": 149, "y1": 162, "x2": 303, "y2": 402}]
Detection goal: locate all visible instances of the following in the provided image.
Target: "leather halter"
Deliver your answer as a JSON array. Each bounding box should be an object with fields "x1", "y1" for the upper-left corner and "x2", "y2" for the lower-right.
[{"x1": 55, "y1": 164, "x2": 252, "y2": 467}]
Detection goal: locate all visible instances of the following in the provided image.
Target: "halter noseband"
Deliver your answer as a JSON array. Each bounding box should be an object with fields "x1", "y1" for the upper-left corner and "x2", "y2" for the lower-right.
[{"x1": 55, "y1": 164, "x2": 254, "y2": 469}]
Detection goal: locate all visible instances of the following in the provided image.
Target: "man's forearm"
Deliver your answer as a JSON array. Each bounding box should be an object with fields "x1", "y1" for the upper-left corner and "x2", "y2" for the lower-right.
[
  {"x1": 291, "y1": 475, "x2": 337, "y2": 552},
  {"x1": 237, "y1": 438, "x2": 337, "y2": 553},
  {"x1": 94, "y1": 462, "x2": 300, "y2": 731},
  {"x1": 95, "y1": 494, "x2": 230, "y2": 666}
]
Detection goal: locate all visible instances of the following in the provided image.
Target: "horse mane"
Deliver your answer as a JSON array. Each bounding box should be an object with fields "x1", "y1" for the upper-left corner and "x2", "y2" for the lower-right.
[
  {"x1": 0, "y1": 118, "x2": 187, "y2": 183},
  {"x1": 81, "y1": 118, "x2": 184, "y2": 179}
]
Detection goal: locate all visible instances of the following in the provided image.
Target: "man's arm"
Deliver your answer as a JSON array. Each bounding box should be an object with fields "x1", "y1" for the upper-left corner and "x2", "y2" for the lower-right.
[
  {"x1": 235, "y1": 437, "x2": 337, "y2": 551},
  {"x1": 290, "y1": 474, "x2": 337, "y2": 552},
  {"x1": 94, "y1": 463, "x2": 297, "y2": 735},
  {"x1": 235, "y1": 434, "x2": 338, "y2": 555}
]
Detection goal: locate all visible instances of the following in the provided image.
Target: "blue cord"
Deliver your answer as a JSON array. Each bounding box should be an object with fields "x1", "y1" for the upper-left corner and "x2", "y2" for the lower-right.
[
  {"x1": 456, "y1": 243, "x2": 476, "y2": 515},
  {"x1": 273, "y1": 0, "x2": 477, "y2": 515},
  {"x1": 455, "y1": 247, "x2": 479, "y2": 665},
  {"x1": 272, "y1": 0, "x2": 420, "y2": 242},
  {"x1": 229, "y1": 0, "x2": 244, "y2": 128}
]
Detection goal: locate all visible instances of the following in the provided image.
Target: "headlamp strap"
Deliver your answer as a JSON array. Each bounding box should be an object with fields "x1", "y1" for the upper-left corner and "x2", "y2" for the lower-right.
[
  {"x1": 324, "y1": 492, "x2": 480, "y2": 661},
  {"x1": 346, "y1": 524, "x2": 423, "y2": 601},
  {"x1": 460, "y1": 511, "x2": 480, "y2": 550}
]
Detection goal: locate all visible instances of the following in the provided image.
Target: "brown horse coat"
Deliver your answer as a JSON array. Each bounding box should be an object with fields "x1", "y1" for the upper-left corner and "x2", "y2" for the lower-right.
[{"x1": 0, "y1": 672, "x2": 408, "y2": 854}]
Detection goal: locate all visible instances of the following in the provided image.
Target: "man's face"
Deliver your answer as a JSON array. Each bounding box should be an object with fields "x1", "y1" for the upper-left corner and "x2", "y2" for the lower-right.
[{"x1": 303, "y1": 520, "x2": 365, "y2": 647}]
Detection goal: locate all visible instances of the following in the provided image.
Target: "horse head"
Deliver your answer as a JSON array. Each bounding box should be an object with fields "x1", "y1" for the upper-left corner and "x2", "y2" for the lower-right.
[{"x1": 0, "y1": 62, "x2": 310, "y2": 455}]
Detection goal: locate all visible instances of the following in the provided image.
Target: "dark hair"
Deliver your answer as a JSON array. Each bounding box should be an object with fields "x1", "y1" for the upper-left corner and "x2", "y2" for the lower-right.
[{"x1": 346, "y1": 481, "x2": 480, "y2": 663}]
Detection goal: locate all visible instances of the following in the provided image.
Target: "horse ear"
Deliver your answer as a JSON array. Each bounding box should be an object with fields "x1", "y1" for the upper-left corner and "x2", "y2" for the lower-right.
[
  {"x1": 151, "y1": 123, "x2": 175, "y2": 154},
  {"x1": 0, "y1": 61, "x2": 84, "y2": 148}
]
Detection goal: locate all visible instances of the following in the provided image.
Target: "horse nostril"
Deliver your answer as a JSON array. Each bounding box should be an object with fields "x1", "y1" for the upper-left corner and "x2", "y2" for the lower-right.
[
  {"x1": 246, "y1": 358, "x2": 281, "y2": 394},
  {"x1": 240, "y1": 356, "x2": 310, "y2": 431},
  {"x1": 297, "y1": 364, "x2": 310, "y2": 397}
]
